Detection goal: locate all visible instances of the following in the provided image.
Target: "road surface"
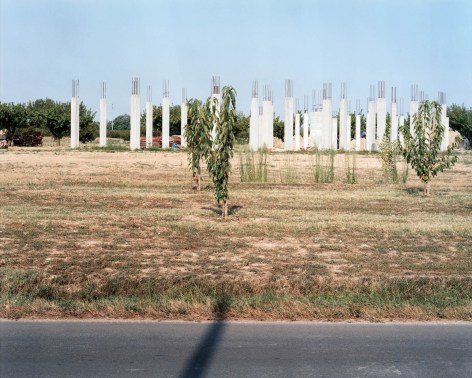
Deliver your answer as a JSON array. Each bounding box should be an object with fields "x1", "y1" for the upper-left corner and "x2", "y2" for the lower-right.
[{"x1": 1, "y1": 320, "x2": 471, "y2": 377}]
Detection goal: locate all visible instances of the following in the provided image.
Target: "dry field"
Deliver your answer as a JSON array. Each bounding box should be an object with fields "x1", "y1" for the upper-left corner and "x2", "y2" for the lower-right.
[{"x1": 1, "y1": 144, "x2": 471, "y2": 320}]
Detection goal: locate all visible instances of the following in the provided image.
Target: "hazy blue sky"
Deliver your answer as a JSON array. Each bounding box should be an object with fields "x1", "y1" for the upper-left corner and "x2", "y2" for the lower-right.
[{"x1": 1, "y1": 0, "x2": 471, "y2": 119}]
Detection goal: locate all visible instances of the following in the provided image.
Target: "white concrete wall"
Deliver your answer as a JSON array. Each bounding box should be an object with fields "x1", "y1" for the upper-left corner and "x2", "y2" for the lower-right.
[
  {"x1": 162, "y1": 96, "x2": 170, "y2": 148},
  {"x1": 284, "y1": 97, "x2": 293, "y2": 150},
  {"x1": 99, "y1": 98, "x2": 107, "y2": 147},
  {"x1": 249, "y1": 97, "x2": 259, "y2": 151},
  {"x1": 146, "y1": 101, "x2": 153, "y2": 148},
  {"x1": 391, "y1": 101, "x2": 398, "y2": 142},
  {"x1": 376, "y1": 97, "x2": 386, "y2": 142},
  {"x1": 294, "y1": 113, "x2": 300, "y2": 151},
  {"x1": 130, "y1": 94, "x2": 141, "y2": 150},
  {"x1": 355, "y1": 114, "x2": 361, "y2": 151},
  {"x1": 345, "y1": 113, "x2": 351, "y2": 151},
  {"x1": 70, "y1": 97, "x2": 79, "y2": 148},
  {"x1": 181, "y1": 102, "x2": 187, "y2": 148},
  {"x1": 303, "y1": 112, "x2": 308, "y2": 149}
]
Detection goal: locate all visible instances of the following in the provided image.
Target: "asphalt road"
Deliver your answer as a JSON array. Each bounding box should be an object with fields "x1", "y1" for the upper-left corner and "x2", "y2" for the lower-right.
[{"x1": 1, "y1": 320, "x2": 471, "y2": 377}]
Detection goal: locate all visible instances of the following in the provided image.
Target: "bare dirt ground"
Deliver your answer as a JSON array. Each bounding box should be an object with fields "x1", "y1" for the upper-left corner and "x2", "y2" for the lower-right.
[{"x1": 1, "y1": 145, "x2": 471, "y2": 320}]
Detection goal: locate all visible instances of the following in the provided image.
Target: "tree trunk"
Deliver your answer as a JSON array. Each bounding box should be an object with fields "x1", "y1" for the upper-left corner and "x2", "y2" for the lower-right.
[
  {"x1": 426, "y1": 181, "x2": 431, "y2": 196},
  {"x1": 223, "y1": 200, "x2": 228, "y2": 219},
  {"x1": 197, "y1": 175, "x2": 201, "y2": 192}
]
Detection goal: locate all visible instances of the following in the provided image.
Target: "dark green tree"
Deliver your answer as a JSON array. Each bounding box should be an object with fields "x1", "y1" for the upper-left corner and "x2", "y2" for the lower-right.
[
  {"x1": 448, "y1": 104, "x2": 472, "y2": 147},
  {"x1": 402, "y1": 100, "x2": 458, "y2": 195},
  {"x1": 0, "y1": 102, "x2": 29, "y2": 144},
  {"x1": 273, "y1": 116, "x2": 284, "y2": 141},
  {"x1": 184, "y1": 99, "x2": 212, "y2": 192},
  {"x1": 108, "y1": 114, "x2": 130, "y2": 130},
  {"x1": 206, "y1": 86, "x2": 237, "y2": 219}
]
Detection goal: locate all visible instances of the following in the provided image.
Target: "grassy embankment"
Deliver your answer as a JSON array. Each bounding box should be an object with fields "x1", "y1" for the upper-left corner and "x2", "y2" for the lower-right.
[{"x1": 1, "y1": 144, "x2": 471, "y2": 320}]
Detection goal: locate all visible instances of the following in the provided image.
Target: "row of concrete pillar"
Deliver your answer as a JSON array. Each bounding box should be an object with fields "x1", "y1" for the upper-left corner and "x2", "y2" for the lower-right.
[
  {"x1": 70, "y1": 79, "x2": 190, "y2": 150},
  {"x1": 249, "y1": 81, "x2": 450, "y2": 152}
]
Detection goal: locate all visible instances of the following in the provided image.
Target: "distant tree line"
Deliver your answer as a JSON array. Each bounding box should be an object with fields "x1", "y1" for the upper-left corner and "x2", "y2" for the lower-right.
[
  {"x1": 0, "y1": 99, "x2": 97, "y2": 145},
  {"x1": 2, "y1": 99, "x2": 470, "y2": 148}
]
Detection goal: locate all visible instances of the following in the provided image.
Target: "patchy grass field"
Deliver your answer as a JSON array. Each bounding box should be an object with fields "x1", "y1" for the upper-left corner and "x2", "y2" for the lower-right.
[{"x1": 1, "y1": 145, "x2": 471, "y2": 321}]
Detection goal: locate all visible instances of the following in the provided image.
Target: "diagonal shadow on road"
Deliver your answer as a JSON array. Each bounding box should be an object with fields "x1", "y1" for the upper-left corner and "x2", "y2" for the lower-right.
[{"x1": 178, "y1": 294, "x2": 230, "y2": 378}]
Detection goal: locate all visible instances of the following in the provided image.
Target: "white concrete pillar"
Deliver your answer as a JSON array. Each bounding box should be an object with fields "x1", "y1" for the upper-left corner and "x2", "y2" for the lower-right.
[
  {"x1": 339, "y1": 83, "x2": 349, "y2": 150},
  {"x1": 366, "y1": 98, "x2": 376, "y2": 151},
  {"x1": 210, "y1": 76, "x2": 220, "y2": 142},
  {"x1": 439, "y1": 92, "x2": 449, "y2": 150},
  {"x1": 162, "y1": 99, "x2": 170, "y2": 148},
  {"x1": 399, "y1": 115, "x2": 405, "y2": 145},
  {"x1": 322, "y1": 100, "x2": 333, "y2": 149},
  {"x1": 339, "y1": 99, "x2": 347, "y2": 150},
  {"x1": 258, "y1": 106, "x2": 263, "y2": 149},
  {"x1": 70, "y1": 79, "x2": 80, "y2": 148},
  {"x1": 284, "y1": 80, "x2": 294, "y2": 151},
  {"x1": 294, "y1": 112, "x2": 300, "y2": 151},
  {"x1": 261, "y1": 100, "x2": 270, "y2": 149},
  {"x1": 376, "y1": 81, "x2": 386, "y2": 143},
  {"x1": 145, "y1": 85, "x2": 153, "y2": 148},
  {"x1": 391, "y1": 103, "x2": 398, "y2": 142},
  {"x1": 332, "y1": 116, "x2": 338, "y2": 150},
  {"x1": 249, "y1": 81, "x2": 259, "y2": 151},
  {"x1": 410, "y1": 84, "x2": 419, "y2": 136},
  {"x1": 267, "y1": 98, "x2": 274, "y2": 150},
  {"x1": 99, "y1": 82, "x2": 107, "y2": 147},
  {"x1": 130, "y1": 77, "x2": 141, "y2": 150},
  {"x1": 181, "y1": 88, "x2": 188, "y2": 148},
  {"x1": 303, "y1": 111, "x2": 308, "y2": 149},
  {"x1": 99, "y1": 99, "x2": 107, "y2": 147},
  {"x1": 355, "y1": 113, "x2": 361, "y2": 151},
  {"x1": 346, "y1": 113, "x2": 352, "y2": 151},
  {"x1": 321, "y1": 83, "x2": 333, "y2": 149}
]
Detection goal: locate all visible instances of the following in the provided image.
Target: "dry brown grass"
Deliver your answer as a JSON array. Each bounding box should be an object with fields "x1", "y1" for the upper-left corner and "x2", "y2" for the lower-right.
[{"x1": 1, "y1": 144, "x2": 471, "y2": 320}]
